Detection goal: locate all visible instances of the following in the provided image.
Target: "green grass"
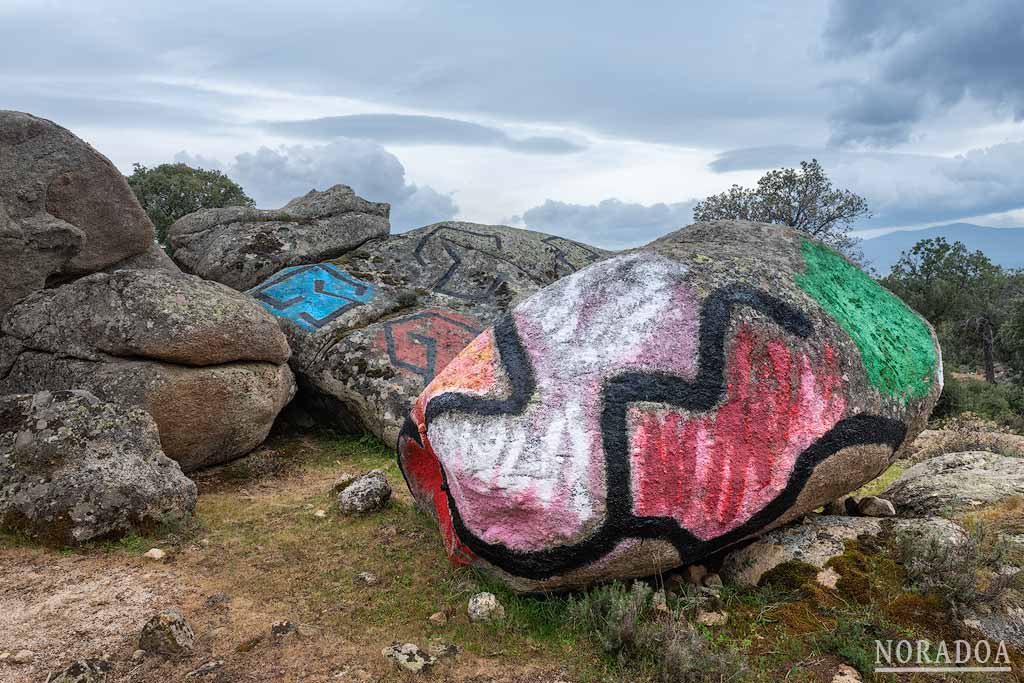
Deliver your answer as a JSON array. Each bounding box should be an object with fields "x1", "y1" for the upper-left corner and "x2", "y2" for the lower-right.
[
  {"x1": 855, "y1": 461, "x2": 910, "y2": 498},
  {"x1": 2, "y1": 431, "x2": 1016, "y2": 682}
]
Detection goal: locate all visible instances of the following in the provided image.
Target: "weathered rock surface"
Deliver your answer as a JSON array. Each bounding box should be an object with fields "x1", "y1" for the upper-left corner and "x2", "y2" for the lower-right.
[
  {"x1": 963, "y1": 604, "x2": 1024, "y2": 648},
  {"x1": 251, "y1": 222, "x2": 608, "y2": 442},
  {"x1": 168, "y1": 185, "x2": 390, "y2": 290},
  {"x1": 398, "y1": 221, "x2": 943, "y2": 591},
  {"x1": 0, "y1": 270, "x2": 295, "y2": 470},
  {"x1": 382, "y1": 642, "x2": 435, "y2": 674},
  {"x1": 719, "y1": 514, "x2": 965, "y2": 587},
  {"x1": 0, "y1": 200, "x2": 83, "y2": 315},
  {"x1": 857, "y1": 496, "x2": 896, "y2": 517},
  {"x1": 882, "y1": 452, "x2": 1024, "y2": 516},
  {"x1": 139, "y1": 608, "x2": 195, "y2": 656},
  {"x1": 0, "y1": 390, "x2": 196, "y2": 545},
  {"x1": 908, "y1": 428, "x2": 1024, "y2": 462},
  {"x1": 101, "y1": 241, "x2": 180, "y2": 274},
  {"x1": 467, "y1": 592, "x2": 505, "y2": 623},
  {"x1": 47, "y1": 658, "x2": 113, "y2": 682},
  {"x1": 336, "y1": 469, "x2": 392, "y2": 514},
  {"x1": 3, "y1": 269, "x2": 289, "y2": 366},
  {"x1": 0, "y1": 110, "x2": 154, "y2": 310}
]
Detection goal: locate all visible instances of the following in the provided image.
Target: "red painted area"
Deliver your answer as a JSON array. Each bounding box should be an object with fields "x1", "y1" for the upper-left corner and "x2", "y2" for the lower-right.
[
  {"x1": 398, "y1": 330, "x2": 503, "y2": 566},
  {"x1": 375, "y1": 309, "x2": 481, "y2": 381},
  {"x1": 630, "y1": 324, "x2": 846, "y2": 540},
  {"x1": 399, "y1": 416, "x2": 476, "y2": 565}
]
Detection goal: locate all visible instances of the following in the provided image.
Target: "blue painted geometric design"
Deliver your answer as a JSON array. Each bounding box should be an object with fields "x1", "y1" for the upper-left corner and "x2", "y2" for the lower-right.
[{"x1": 248, "y1": 263, "x2": 375, "y2": 332}]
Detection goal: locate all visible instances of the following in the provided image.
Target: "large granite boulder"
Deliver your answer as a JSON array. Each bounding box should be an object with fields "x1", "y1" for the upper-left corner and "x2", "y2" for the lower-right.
[
  {"x1": 250, "y1": 222, "x2": 608, "y2": 443},
  {"x1": 0, "y1": 269, "x2": 295, "y2": 471},
  {"x1": 882, "y1": 452, "x2": 1024, "y2": 516},
  {"x1": 397, "y1": 221, "x2": 943, "y2": 591},
  {"x1": 167, "y1": 185, "x2": 390, "y2": 290},
  {"x1": 0, "y1": 110, "x2": 154, "y2": 312},
  {"x1": 0, "y1": 390, "x2": 197, "y2": 545}
]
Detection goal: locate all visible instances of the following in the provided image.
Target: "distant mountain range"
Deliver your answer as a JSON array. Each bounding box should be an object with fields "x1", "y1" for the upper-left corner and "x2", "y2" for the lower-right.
[{"x1": 861, "y1": 223, "x2": 1024, "y2": 274}]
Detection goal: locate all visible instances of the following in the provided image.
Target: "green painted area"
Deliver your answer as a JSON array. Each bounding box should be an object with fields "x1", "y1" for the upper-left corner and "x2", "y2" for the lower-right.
[{"x1": 796, "y1": 239, "x2": 936, "y2": 400}]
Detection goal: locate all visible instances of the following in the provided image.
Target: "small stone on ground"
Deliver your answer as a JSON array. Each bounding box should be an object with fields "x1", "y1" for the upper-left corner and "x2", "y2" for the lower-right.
[
  {"x1": 382, "y1": 642, "x2": 436, "y2": 673},
  {"x1": 468, "y1": 592, "x2": 506, "y2": 623}
]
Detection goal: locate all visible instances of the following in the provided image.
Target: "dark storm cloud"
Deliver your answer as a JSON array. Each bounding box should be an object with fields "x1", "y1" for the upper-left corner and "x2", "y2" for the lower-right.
[
  {"x1": 823, "y1": 0, "x2": 1024, "y2": 146},
  {"x1": 709, "y1": 142, "x2": 1024, "y2": 228},
  {"x1": 264, "y1": 114, "x2": 585, "y2": 154},
  {"x1": 518, "y1": 198, "x2": 696, "y2": 249}
]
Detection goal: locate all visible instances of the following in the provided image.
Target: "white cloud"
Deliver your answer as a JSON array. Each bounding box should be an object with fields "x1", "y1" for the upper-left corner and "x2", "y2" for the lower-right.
[
  {"x1": 177, "y1": 139, "x2": 458, "y2": 231},
  {"x1": 518, "y1": 198, "x2": 696, "y2": 249}
]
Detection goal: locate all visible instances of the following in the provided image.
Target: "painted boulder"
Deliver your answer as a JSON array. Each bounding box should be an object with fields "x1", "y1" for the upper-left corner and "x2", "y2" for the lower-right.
[
  {"x1": 250, "y1": 222, "x2": 609, "y2": 442},
  {"x1": 398, "y1": 221, "x2": 943, "y2": 592}
]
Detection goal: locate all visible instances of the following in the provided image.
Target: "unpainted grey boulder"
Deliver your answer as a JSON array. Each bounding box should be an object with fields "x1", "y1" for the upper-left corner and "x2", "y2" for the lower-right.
[
  {"x1": 0, "y1": 201, "x2": 83, "y2": 315},
  {"x1": 168, "y1": 185, "x2": 390, "y2": 290},
  {"x1": 0, "y1": 110, "x2": 154, "y2": 311},
  {"x1": 719, "y1": 514, "x2": 966, "y2": 587},
  {"x1": 101, "y1": 241, "x2": 180, "y2": 274},
  {"x1": 337, "y1": 469, "x2": 392, "y2": 514},
  {"x1": 0, "y1": 390, "x2": 197, "y2": 545},
  {"x1": 256, "y1": 222, "x2": 608, "y2": 443},
  {"x1": 2, "y1": 269, "x2": 289, "y2": 366},
  {"x1": 138, "y1": 608, "x2": 195, "y2": 656},
  {"x1": 882, "y1": 451, "x2": 1024, "y2": 516},
  {"x1": 0, "y1": 270, "x2": 296, "y2": 470}
]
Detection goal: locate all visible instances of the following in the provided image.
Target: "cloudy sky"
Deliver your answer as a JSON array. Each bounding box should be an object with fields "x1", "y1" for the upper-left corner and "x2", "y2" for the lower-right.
[{"x1": 3, "y1": 0, "x2": 1023, "y2": 246}]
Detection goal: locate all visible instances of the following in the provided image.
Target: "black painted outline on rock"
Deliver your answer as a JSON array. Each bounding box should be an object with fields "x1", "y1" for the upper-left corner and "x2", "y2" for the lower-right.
[
  {"x1": 382, "y1": 311, "x2": 483, "y2": 386},
  {"x1": 398, "y1": 284, "x2": 907, "y2": 580},
  {"x1": 250, "y1": 263, "x2": 372, "y2": 329}
]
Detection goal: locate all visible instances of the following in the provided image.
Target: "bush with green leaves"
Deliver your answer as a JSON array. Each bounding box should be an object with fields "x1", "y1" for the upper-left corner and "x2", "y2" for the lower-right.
[
  {"x1": 932, "y1": 375, "x2": 1024, "y2": 432},
  {"x1": 126, "y1": 162, "x2": 254, "y2": 244}
]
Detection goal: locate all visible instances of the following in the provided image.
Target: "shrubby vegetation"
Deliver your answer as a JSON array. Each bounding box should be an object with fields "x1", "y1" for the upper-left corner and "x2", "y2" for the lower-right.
[
  {"x1": 693, "y1": 159, "x2": 869, "y2": 262},
  {"x1": 127, "y1": 162, "x2": 254, "y2": 244}
]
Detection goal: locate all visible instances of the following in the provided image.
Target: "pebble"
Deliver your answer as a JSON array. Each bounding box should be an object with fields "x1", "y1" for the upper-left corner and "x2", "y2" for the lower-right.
[
  {"x1": 382, "y1": 642, "x2": 436, "y2": 673},
  {"x1": 354, "y1": 572, "x2": 379, "y2": 586},
  {"x1": 428, "y1": 611, "x2": 448, "y2": 626},
  {"x1": 143, "y1": 548, "x2": 166, "y2": 561},
  {"x1": 11, "y1": 650, "x2": 34, "y2": 664},
  {"x1": 832, "y1": 664, "x2": 863, "y2": 683},
  {"x1": 696, "y1": 610, "x2": 729, "y2": 627},
  {"x1": 857, "y1": 496, "x2": 897, "y2": 517},
  {"x1": 467, "y1": 592, "x2": 506, "y2": 623}
]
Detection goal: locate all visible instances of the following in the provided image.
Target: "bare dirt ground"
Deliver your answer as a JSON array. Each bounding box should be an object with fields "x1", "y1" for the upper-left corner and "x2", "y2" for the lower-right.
[{"x1": 0, "y1": 434, "x2": 575, "y2": 683}]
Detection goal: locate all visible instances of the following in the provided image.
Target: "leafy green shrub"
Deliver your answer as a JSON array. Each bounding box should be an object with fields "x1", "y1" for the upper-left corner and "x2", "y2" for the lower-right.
[
  {"x1": 932, "y1": 374, "x2": 1024, "y2": 432},
  {"x1": 127, "y1": 162, "x2": 254, "y2": 244}
]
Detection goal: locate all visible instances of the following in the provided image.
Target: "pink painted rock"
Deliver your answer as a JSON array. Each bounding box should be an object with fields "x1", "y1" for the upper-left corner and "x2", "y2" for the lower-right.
[{"x1": 398, "y1": 221, "x2": 943, "y2": 592}]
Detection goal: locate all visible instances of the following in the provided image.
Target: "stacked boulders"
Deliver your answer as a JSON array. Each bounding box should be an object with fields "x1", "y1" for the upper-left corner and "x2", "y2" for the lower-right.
[
  {"x1": 0, "y1": 111, "x2": 297, "y2": 543},
  {"x1": 245, "y1": 221, "x2": 609, "y2": 442},
  {"x1": 397, "y1": 221, "x2": 943, "y2": 591},
  {"x1": 0, "y1": 269, "x2": 295, "y2": 471},
  {"x1": 166, "y1": 185, "x2": 390, "y2": 290}
]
